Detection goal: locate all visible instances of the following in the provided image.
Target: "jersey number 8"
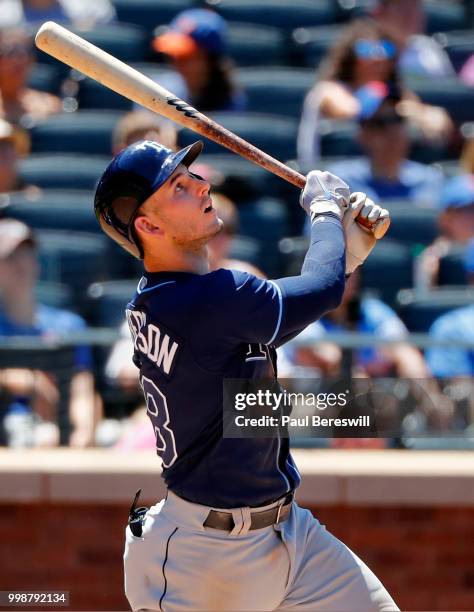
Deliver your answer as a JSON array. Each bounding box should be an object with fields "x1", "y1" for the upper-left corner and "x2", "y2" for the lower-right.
[{"x1": 140, "y1": 376, "x2": 178, "y2": 468}]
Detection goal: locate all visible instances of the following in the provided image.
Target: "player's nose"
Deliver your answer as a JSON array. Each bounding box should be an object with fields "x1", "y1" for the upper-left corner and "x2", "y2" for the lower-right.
[{"x1": 191, "y1": 173, "x2": 210, "y2": 197}]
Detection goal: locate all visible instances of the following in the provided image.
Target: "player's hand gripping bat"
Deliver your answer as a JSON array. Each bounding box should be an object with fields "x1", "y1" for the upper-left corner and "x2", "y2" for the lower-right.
[{"x1": 35, "y1": 21, "x2": 387, "y2": 234}]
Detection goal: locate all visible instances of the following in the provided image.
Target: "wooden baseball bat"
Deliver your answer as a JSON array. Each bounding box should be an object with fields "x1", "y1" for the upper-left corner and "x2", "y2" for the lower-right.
[{"x1": 35, "y1": 21, "x2": 378, "y2": 230}]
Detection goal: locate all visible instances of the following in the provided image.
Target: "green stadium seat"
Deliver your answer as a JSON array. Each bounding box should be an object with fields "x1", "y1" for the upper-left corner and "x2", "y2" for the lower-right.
[
  {"x1": 179, "y1": 112, "x2": 298, "y2": 162},
  {"x1": 236, "y1": 67, "x2": 314, "y2": 117},
  {"x1": 87, "y1": 280, "x2": 138, "y2": 328},
  {"x1": 210, "y1": 0, "x2": 337, "y2": 31},
  {"x1": 6, "y1": 190, "x2": 98, "y2": 233},
  {"x1": 112, "y1": 0, "x2": 195, "y2": 33},
  {"x1": 30, "y1": 111, "x2": 124, "y2": 155},
  {"x1": 228, "y1": 23, "x2": 288, "y2": 66},
  {"x1": 18, "y1": 155, "x2": 109, "y2": 190},
  {"x1": 73, "y1": 24, "x2": 150, "y2": 63},
  {"x1": 438, "y1": 244, "x2": 468, "y2": 286},
  {"x1": 396, "y1": 286, "x2": 474, "y2": 332},
  {"x1": 291, "y1": 25, "x2": 343, "y2": 68},
  {"x1": 76, "y1": 78, "x2": 133, "y2": 111},
  {"x1": 361, "y1": 239, "x2": 414, "y2": 304},
  {"x1": 384, "y1": 204, "x2": 439, "y2": 247}
]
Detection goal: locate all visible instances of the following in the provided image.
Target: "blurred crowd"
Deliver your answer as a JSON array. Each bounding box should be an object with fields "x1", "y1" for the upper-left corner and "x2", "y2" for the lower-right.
[{"x1": 0, "y1": 0, "x2": 473, "y2": 450}]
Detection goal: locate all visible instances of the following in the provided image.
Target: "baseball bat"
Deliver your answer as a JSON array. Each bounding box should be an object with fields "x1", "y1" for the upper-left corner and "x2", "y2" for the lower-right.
[{"x1": 35, "y1": 21, "x2": 376, "y2": 229}]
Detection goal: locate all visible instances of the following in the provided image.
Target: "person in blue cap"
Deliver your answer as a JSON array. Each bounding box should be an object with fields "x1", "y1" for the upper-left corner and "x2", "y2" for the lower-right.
[
  {"x1": 415, "y1": 174, "x2": 474, "y2": 289},
  {"x1": 152, "y1": 8, "x2": 246, "y2": 112}
]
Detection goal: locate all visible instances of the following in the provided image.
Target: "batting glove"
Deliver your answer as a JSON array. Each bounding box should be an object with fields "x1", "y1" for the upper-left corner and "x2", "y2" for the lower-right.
[
  {"x1": 343, "y1": 192, "x2": 390, "y2": 274},
  {"x1": 300, "y1": 170, "x2": 351, "y2": 220}
]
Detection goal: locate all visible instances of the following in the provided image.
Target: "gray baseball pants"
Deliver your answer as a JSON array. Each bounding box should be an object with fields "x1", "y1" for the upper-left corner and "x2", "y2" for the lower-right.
[{"x1": 123, "y1": 490, "x2": 399, "y2": 611}]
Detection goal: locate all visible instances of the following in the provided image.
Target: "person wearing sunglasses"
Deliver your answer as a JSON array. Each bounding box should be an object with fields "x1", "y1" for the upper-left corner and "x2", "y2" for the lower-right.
[
  {"x1": 0, "y1": 27, "x2": 61, "y2": 127},
  {"x1": 326, "y1": 81, "x2": 444, "y2": 207},
  {"x1": 297, "y1": 18, "x2": 453, "y2": 171}
]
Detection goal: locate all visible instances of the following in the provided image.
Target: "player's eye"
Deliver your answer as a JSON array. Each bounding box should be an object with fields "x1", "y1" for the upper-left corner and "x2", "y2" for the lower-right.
[{"x1": 175, "y1": 182, "x2": 185, "y2": 192}]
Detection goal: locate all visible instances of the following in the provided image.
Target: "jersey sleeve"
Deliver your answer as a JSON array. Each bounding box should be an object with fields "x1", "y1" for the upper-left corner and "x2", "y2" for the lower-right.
[{"x1": 205, "y1": 215, "x2": 346, "y2": 347}]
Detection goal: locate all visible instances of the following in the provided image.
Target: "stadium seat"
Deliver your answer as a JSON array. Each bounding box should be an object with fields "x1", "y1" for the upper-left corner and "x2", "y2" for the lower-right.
[
  {"x1": 27, "y1": 63, "x2": 63, "y2": 95},
  {"x1": 36, "y1": 281, "x2": 73, "y2": 310},
  {"x1": 236, "y1": 67, "x2": 314, "y2": 117},
  {"x1": 291, "y1": 25, "x2": 343, "y2": 68},
  {"x1": 30, "y1": 111, "x2": 124, "y2": 155},
  {"x1": 87, "y1": 280, "x2": 138, "y2": 328},
  {"x1": 319, "y1": 120, "x2": 362, "y2": 158},
  {"x1": 396, "y1": 286, "x2": 474, "y2": 332},
  {"x1": 36, "y1": 230, "x2": 110, "y2": 303},
  {"x1": 438, "y1": 244, "x2": 468, "y2": 286},
  {"x1": 196, "y1": 153, "x2": 279, "y2": 202},
  {"x1": 76, "y1": 77, "x2": 133, "y2": 111},
  {"x1": 73, "y1": 24, "x2": 150, "y2": 63},
  {"x1": 111, "y1": 0, "x2": 195, "y2": 33},
  {"x1": 228, "y1": 235, "x2": 264, "y2": 272},
  {"x1": 76, "y1": 65, "x2": 173, "y2": 110},
  {"x1": 405, "y1": 76, "x2": 474, "y2": 124},
  {"x1": 210, "y1": 0, "x2": 337, "y2": 31},
  {"x1": 384, "y1": 204, "x2": 439, "y2": 247},
  {"x1": 433, "y1": 30, "x2": 474, "y2": 73},
  {"x1": 228, "y1": 23, "x2": 288, "y2": 66},
  {"x1": 424, "y1": 0, "x2": 466, "y2": 35},
  {"x1": 238, "y1": 197, "x2": 289, "y2": 275},
  {"x1": 361, "y1": 240, "x2": 414, "y2": 304},
  {"x1": 178, "y1": 112, "x2": 299, "y2": 162},
  {"x1": 6, "y1": 190, "x2": 97, "y2": 233},
  {"x1": 18, "y1": 155, "x2": 109, "y2": 190}
]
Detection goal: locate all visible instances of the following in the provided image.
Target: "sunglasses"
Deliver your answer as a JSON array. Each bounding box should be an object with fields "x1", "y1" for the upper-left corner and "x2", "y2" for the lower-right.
[{"x1": 354, "y1": 39, "x2": 396, "y2": 60}]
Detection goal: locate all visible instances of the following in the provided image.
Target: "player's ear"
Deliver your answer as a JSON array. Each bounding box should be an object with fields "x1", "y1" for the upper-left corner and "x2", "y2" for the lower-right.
[{"x1": 134, "y1": 215, "x2": 162, "y2": 237}]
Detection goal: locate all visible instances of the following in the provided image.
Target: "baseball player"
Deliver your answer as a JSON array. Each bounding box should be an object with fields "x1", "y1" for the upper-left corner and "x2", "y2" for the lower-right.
[{"x1": 94, "y1": 139, "x2": 398, "y2": 611}]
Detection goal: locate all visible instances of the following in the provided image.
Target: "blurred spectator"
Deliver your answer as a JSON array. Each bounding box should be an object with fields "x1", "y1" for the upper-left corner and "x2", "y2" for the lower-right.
[
  {"x1": 112, "y1": 110, "x2": 178, "y2": 156},
  {"x1": 460, "y1": 123, "x2": 474, "y2": 174},
  {"x1": 460, "y1": 55, "x2": 474, "y2": 87},
  {"x1": 152, "y1": 9, "x2": 246, "y2": 112},
  {"x1": 297, "y1": 19, "x2": 452, "y2": 168},
  {"x1": 0, "y1": 118, "x2": 26, "y2": 193},
  {"x1": 328, "y1": 82, "x2": 443, "y2": 206},
  {"x1": 0, "y1": 27, "x2": 61, "y2": 127},
  {"x1": 426, "y1": 304, "x2": 474, "y2": 378},
  {"x1": 278, "y1": 270, "x2": 431, "y2": 379},
  {"x1": 415, "y1": 175, "x2": 474, "y2": 289},
  {"x1": 370, "y1": 0, "x2": 455, "y2": 77},
  {"x1": 0, "y1": 219, "x2": 100, "y2": 447},
  {"x1": 0, "y1": 0, "x2": 116, "y2": 28}
]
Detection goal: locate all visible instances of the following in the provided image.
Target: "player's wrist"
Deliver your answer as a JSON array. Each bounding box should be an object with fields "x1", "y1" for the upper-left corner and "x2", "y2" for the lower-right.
[{"x1": 309, "y1": 199, "x2": 344, "y2": 219}]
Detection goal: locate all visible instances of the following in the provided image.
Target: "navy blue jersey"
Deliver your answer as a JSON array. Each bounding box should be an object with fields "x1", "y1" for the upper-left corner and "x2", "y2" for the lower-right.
[{"x1": 126, "y1": 215, "x2": 345, "y2": 508}]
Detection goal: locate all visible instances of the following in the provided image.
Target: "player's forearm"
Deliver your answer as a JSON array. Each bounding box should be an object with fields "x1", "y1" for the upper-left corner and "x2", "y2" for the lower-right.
[{"x1": 273, "y1": 216, "x2": 345, "y2": 344}]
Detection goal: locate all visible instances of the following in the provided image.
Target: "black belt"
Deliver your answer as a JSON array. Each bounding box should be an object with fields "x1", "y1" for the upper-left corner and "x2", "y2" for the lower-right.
[{"x1": 203, "y1": 493, "x2": 293, "y2": 531}]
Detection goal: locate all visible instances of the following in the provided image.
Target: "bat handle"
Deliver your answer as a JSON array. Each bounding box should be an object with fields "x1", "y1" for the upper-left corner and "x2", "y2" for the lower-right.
[{"x1": 289, "y1": 170, "x2": 375, "y2": 231}]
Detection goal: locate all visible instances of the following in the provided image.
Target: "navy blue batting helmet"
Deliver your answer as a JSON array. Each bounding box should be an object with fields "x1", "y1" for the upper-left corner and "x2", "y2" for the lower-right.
[{"x1": 94, "y1": 139, "x2": 203, "y2": 259}]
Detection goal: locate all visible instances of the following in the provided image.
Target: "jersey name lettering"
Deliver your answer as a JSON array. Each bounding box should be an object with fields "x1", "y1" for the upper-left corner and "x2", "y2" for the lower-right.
[{"x1": 126, "y1": 309, "x2": 179, "y2": 375}]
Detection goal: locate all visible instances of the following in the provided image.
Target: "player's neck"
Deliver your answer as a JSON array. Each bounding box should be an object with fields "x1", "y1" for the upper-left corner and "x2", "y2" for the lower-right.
[{"x1": 143, "y1": 247, "x2": 209, "y2": 275}]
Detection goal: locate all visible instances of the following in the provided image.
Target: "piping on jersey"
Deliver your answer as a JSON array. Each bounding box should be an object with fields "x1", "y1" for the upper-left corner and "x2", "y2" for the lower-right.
[{"x1": 267, "y1": 281, "x2": 283, "y2": 346}]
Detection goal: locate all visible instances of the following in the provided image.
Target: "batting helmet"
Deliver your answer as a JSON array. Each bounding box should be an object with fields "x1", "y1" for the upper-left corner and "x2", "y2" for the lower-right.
[{"x1": 94, "y1": 139, "x2": 203, "y2": 259}]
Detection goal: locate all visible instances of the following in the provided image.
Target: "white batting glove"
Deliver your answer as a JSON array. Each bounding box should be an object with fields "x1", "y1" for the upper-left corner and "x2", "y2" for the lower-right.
[
  {"x1": 300, "y1": 170, "x2": 351, "y2": 220},
  {"x1": 343, "y1": 192, "x2": 390, "y2": 274}
]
